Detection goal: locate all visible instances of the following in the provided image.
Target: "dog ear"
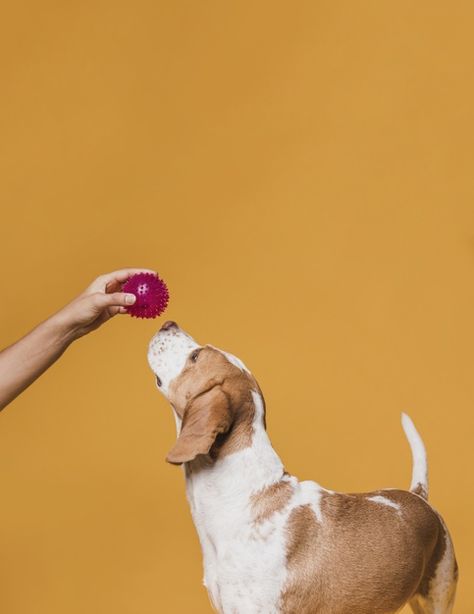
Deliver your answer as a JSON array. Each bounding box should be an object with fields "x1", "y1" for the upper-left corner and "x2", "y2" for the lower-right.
[{"x1": 166, "y1": 386, "x2": 232, "y2": 465}]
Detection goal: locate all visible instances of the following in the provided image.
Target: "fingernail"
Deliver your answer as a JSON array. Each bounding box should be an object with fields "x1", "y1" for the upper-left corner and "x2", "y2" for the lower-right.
[{"x1": 125, "y1": 293, "x2": 136, "y2": 304}]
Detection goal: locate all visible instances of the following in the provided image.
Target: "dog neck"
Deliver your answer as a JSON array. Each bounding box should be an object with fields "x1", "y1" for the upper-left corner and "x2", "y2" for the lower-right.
[{"x1": 183, "y1": 390, "x2": 285, "y2": 520}]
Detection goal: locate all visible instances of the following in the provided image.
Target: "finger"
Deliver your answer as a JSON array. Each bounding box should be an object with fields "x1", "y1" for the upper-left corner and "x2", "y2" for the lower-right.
[
  {"x1": 105, "y1": 279, "x2": 123, "y2": 294},
  {"x1": 88, "y1": 268, "x2": 157, "y2": 293},
  {"x1": 92, "y1": 292, "x2": 137, "y2": 309},
  {"x1": 107, "y1": 305, "x2": 122, "y2": 317}
]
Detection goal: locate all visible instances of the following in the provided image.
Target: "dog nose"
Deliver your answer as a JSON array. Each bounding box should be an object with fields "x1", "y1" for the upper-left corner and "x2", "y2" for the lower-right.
[{"x1": 160, "y1": 320, "x2": 178, "y2": 331}]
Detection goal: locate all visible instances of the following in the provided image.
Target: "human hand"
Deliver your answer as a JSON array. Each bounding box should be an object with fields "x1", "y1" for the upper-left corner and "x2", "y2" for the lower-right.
[{"x1": 52, "y1": 268, "x2": 156, "y2": 341}]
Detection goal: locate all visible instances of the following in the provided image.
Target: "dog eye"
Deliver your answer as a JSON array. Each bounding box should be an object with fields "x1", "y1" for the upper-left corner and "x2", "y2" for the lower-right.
[
  {"x1": 156, "y1": 375, "x2": 162, "y2": 387},
  {"x1": 190, "y1": 349, "x2": 201, "y2": 363}
]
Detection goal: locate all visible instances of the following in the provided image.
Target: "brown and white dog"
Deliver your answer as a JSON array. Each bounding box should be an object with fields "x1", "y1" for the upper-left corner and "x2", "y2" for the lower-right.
[{"x1": 147, "y1": 321, "x2": 458, "y2": 614}]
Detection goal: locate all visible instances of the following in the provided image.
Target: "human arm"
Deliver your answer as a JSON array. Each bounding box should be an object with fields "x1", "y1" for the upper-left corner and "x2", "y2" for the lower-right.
[{"x1": 0, "y1": 268, "x2": 153, "y2": 411}]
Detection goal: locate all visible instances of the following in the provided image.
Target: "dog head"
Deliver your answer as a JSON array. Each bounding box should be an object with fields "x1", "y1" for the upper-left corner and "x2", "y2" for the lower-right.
[{"x1": 147, "y1": 321, "x2": 263, "y2": 465}]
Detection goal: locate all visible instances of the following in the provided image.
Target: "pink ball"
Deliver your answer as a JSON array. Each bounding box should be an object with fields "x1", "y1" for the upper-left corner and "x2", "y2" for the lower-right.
[{"x1": 122, "y1": 272, "x2": 169, "y2": 319}]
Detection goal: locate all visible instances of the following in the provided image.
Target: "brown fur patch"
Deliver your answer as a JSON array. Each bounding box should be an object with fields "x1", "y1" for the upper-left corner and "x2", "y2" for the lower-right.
[
  {"x1": 412, "y1": 482, "x2": 428, "y2": 500},
  {"x1": 280, "y1": 505, "x2": 322, "y2": 612},
  {"x1": 166, "y1": 385, "x2": 233, "y2": 464},
  {"x1": 417, "y1": 522, "x2": 446, "y2": 596},
  {"x1": 251, "y1": 480, "x2": 294, "y2": 525},
  {"x1": 167, "y1": 346, "x2": 260, "y2": 464},
  {"x1": 280, "y1": 489, "x2": 445, "y2": 614}
]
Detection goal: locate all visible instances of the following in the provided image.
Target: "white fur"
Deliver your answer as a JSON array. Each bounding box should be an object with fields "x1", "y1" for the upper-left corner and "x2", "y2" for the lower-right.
[
  {"x1": 367, "y1": 495, "x2": 401, "y2": 512},
  {"x1": 147, "y1": 327, "x2": 199, "y2": 397},
  {"x1": 186, "y1": 391, "x2": 287, "y2": 612}
]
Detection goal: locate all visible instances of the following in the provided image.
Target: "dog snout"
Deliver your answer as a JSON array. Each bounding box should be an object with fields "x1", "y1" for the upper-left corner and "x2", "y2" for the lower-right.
[{"x1": 160, "y1": 320, "x2": 178, "y2": 331}]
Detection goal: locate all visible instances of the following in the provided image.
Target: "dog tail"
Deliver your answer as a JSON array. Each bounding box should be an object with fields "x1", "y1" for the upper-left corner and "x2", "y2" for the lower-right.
[{"x1": 401, "y1": 413, "x2": 428, "y2": 500}]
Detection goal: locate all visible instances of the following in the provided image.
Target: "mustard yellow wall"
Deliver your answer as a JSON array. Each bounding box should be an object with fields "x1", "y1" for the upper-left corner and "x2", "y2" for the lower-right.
[{"x1": 1, "y1": 2, "x2": 473, "y2": 612}]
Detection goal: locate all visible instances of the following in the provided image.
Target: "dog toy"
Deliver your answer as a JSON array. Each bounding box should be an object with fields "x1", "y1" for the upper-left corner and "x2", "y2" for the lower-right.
[{"x1": 122, "y1": 272, "x2": 169, "y2": 319}]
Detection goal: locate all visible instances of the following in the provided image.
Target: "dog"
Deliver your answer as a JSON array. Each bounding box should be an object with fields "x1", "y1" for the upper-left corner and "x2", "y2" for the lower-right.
[{"x1": 148, "y1": 321, "x2": 458, "y2": 614}]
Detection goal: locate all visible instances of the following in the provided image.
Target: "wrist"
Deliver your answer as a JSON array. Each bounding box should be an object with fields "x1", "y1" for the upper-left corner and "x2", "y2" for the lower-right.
[{"x1": 42, "y1": 312, "x2": 79, "y2": 348}]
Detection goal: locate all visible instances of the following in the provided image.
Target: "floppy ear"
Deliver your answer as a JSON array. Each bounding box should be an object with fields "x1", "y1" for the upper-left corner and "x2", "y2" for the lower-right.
[{"x1": 166, "y1": 386, "x2": 232, "y2": 465}]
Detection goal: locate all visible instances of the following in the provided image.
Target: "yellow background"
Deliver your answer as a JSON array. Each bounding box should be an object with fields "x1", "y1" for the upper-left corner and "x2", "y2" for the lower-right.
[{"x1": 1, "y1": 2, "x2": 473, "y2": 612}]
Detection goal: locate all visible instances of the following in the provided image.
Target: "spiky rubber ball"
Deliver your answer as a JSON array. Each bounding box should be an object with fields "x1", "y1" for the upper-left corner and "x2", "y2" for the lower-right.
[{"x1": 122, "y1": 272, "x2": 169, "y2": 319}]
